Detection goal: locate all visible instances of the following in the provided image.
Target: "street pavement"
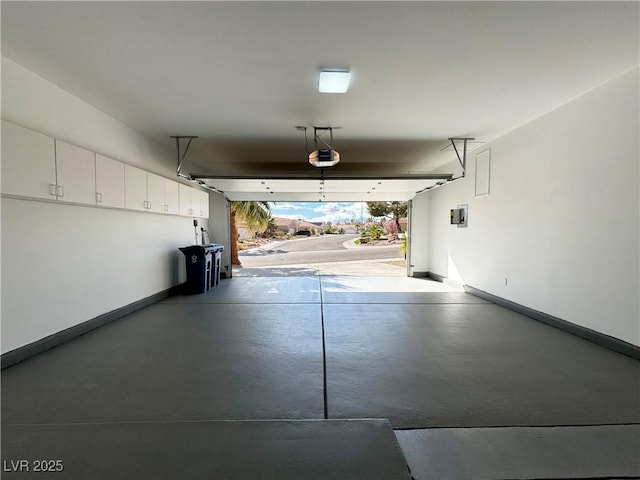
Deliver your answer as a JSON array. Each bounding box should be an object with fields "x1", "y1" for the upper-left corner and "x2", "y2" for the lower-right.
[{"x1": 235, "y1": 234, "x2": 406, "y2": 276}]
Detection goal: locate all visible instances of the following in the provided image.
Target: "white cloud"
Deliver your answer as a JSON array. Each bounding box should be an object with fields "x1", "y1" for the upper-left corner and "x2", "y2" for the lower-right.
[
  {"x1": 271, "y1": 202, "x2": 304, "y2": 210},
  {"x1": 313, "y1": 204, "x2": 339, "y2": 214},
  {"x1": 271, "y1": 202, "x2": 368, "y2": 225},
  {"x1": 308, "y1": 202, "x2": 366, "y2": 224}
]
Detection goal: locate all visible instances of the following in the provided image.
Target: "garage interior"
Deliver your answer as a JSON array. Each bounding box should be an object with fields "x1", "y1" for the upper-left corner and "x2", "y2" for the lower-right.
[{"x1": 1, "y1": 2, "x2": 639, "y2": 479}]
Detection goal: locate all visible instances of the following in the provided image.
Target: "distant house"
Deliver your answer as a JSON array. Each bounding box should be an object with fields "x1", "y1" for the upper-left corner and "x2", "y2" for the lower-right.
[
  {"x1": 236, "y1": 222, "x2": 252, "y2": 240},
  {"x1": 339, "y1": 223, "x2": 359, "y2": 234},
  {"x1": 272, "y1": 217, "x2": 324, "y2": 235},
  {"x1": 293, "y1": 219, "x2": 322, "y2": 234},
  {"x1": 273, "y1": 217, "x2": 297, "y2": 235},
  {"x1": 309, "y1": 221, "x2": 326, "y2": 232},
  {"x1": 238, "y1": 216, "x2": 314, "y2": 239}
]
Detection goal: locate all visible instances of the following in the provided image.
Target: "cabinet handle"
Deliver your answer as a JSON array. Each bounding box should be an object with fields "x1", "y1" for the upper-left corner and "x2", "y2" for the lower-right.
[
  {"x1": 96, "y1": 192, "x2": 102, "y2": 203},
  {"x1": 56, "y1": 185, "x2": 64, "y2": 197},
  {"x1": 200, "y1": 210, "x2": 203, "y2": 217},
  {"x1": 164, "y1": 204, "x2": 169, "y2": 212},
  {"x1": 147, "y1": 201, "x2": 152, "y2": 210},
  {"x1": 49, "y1": 184, "x2": 57, "y2": 196}
]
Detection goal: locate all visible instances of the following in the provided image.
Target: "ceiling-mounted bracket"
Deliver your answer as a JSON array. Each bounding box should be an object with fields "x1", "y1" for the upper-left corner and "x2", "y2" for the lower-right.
[
  {"x1": 296, "y1": 125, "x2": 341, "y2": 151},
  {"x1": 448, "y1": 137, "x2": 475, "y2": 177},
  {"x1": 312, "y1": 126, "x2": 338, "y2": 151},
  {"x1": 169, "y1": 135, "x2": 226, "y2": 198},
  {"x1": 296, "y1": 126, "x2": 342, "y2": 168},
  {"x1": 171, "y1": 135, "x2": 198, "y2": 177}
]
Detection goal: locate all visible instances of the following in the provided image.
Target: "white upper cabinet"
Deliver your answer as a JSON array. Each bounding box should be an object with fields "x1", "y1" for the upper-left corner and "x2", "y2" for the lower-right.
[
  {"x1": 164, "y1": 179, "x2": 179, "y2": 215},
  {"x1": 179, "y1": 183, "x2": 193, "y2": 216},
  {"x1": 146, "y1": 172, "x2": 165, "y2": 214},
  {"x1": 199, "y1": 190, "x2": 210, "y2": 218},
  {"x1": 124, "y1": 164, "x2": 147, "y2": 211},
  {"x1": 55, "y1": 140, "x2": 96, "y2": 205},
  {"x1": 125, "y1": 166, "x2": 180, "y2": 215},
  {"x1": 1, "y1": 120, "x2": 57, "y2": 200},
  {"x1": 95, "y1": 154, "x2": 125, "y2": 208},
  {"x1": 2, "y1": 121, "x2": 204, "y2": 219},
  {"x1": 178, "y1": 184, "x2": 208, "y2": 217}
]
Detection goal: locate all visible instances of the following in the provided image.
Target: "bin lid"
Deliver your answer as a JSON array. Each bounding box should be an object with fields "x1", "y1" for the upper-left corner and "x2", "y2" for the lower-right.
[{"x1": 179, "y1": 244, "x2": 224, "y2": 254}]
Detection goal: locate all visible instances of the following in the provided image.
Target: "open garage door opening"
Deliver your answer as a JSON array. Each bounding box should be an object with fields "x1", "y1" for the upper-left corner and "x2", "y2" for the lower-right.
[
  {"x1": 184, "y1": 169, "x2": 467, "y2": 279},
  {"x1": 177, "y1": 137, "x2": 476, "y2": 279},
  {"x1": 186, "y1": 174, "x2": 455, "y2": 279},
  {"x1": 230, "y1": 200, "x2": 410, "y2": 278}
]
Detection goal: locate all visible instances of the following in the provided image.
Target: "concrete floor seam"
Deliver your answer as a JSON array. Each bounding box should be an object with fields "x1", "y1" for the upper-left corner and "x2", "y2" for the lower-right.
[
  {"x1": 160, "y1": 301, "x2": 323, "y2": 305},
  {"x1": 322, "y1": 302, "x2": 490, "y2": 305},
  {"x1": 319, "y1": 275, "x2": 328, "y2": 420},
  {"x1": 393, "y1": 422, "x2": 640, "y2": 431},
  {"x1": 513, "y1": 477, "x2": 640, "y2": 480}
]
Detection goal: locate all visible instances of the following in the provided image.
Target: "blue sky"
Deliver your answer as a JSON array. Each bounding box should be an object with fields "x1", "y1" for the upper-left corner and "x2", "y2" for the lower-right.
[{"x1": 269, "y1": 202, "x2": 370, "y2": 224}]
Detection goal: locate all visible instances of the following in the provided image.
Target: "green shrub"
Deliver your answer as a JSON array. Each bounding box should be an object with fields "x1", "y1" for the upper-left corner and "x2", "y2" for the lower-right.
[
  {"x1": 400, "y1": 236, "x2": 407, "y2": 255},
  {"x1": 364, "y1": 224, "x2": 385, "y2": 240}
]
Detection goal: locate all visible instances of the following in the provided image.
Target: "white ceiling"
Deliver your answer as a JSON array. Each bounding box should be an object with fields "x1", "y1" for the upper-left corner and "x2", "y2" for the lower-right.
[{"x1": 2, "y1": 1, "x2": 638, "y2": 199}]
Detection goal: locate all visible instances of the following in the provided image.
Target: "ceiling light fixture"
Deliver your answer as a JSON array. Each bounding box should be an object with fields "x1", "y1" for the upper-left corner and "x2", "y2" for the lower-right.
[{"x1": 318, "y1": 69, "x2": 351, "y2": 93}]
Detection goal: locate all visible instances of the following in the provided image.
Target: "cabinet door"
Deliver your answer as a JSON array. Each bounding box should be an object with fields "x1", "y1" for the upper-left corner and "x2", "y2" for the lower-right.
[
  {"x1": 55, "y1": 140, "x2": 96, "y2": 205},
  {"x1": 199, "y1": 190, "x2": 210, "y2": 218},
  {"x1": 1, "y1": 121, "x2": 57, "y2": 200},
  {"x1": 124, "y1": 164, "x2": 147, "y2": 211},
  {"x1": 146, "y1": 173, "x2": 165, "y2": 213},
  {"x1": 178, "y1": 183, "x2": 193, "y2": 216},
  {"x1": 95, "y1": 154, "x2": 125, "y2": 208},
  {"x1": 164, "y1": 178, "x2": 179, "y2": 215}
]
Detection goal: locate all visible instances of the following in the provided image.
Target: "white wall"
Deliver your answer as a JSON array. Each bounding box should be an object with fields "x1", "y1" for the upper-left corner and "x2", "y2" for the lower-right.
[
  {"x1": 1, "y1": 198, "x2": 195, "y2": 352},
  {"x1": 414, "y1": 68, "x2": 639, "y2": 346},
  {"x1": 0, "y1": 57, "x2": 207, "y2": 353},
  {"x1": 408, "y1": 196, "x2": 430, "y2": 276},
  {"x1": 1, "y1": 58, "x2": 177, "y2": 178},
  {"x1": 208, "y1": 192, "x2": 231, "y2": 277}
]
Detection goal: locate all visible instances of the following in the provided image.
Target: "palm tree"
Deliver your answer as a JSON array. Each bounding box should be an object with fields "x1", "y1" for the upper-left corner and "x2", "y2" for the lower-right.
[
  {"x1": 263, "y1": 217, "x2": 278, "y2": 238},
  {"x1": 230, "y1": 201, "x2": 271, "y2": 265}
]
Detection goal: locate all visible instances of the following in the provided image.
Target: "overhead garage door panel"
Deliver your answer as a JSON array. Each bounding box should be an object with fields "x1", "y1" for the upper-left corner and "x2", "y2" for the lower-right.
[{"x1": 200, "y1": 176, "x2": 451, "y2": 201}]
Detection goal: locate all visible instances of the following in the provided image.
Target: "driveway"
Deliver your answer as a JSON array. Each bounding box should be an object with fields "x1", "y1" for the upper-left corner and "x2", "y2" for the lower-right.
[{"x1": 236, "y1": 234, "x2": 405, "y2": 276}]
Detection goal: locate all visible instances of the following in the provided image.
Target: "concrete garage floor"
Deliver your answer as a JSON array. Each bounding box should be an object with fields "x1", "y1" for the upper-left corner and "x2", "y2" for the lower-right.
[{"x1": 2, "y1": 276, "x2": 639, "y2": 479}]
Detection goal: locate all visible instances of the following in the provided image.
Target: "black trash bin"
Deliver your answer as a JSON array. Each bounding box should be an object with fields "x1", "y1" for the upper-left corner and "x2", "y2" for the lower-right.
[
  {"x1": 179, "y1": 244, "x2": 224, "y2": 294},
  {"x1": 179, "y1": 245, "x2": 212, "y2": 294}
]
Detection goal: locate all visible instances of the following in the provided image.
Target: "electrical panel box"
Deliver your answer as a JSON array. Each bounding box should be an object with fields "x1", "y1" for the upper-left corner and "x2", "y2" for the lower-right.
[{"x1": 450, "y1": 205, "x2": 468, "y2": 228}]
